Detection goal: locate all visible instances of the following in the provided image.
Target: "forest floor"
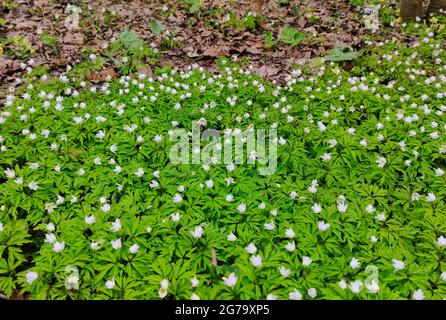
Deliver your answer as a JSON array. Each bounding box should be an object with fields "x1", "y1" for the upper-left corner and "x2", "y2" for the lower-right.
[{"x1": 0, "y1": 0, "x2": 411, "y2": 91}]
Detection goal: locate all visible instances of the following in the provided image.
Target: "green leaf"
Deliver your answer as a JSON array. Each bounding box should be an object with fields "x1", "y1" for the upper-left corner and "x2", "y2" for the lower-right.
[
  {"x1": 185, "y1": 0, "x2": 202, "y2": 13},
  {"x1": 279, "y1": 28, "x2": 307, "y2": 46},
  {"x1": 118, "y1": 29, "x2": 144, "y2": 52},
  {"x1": 264, "y1": 32, "x2": 277, "y2": 48},
  {"x1": 150, "y1": 20, "x2": 165, "y2": 36},
  {"x1": 326, "y1": 45, "x2": 359, "y2": 62}
]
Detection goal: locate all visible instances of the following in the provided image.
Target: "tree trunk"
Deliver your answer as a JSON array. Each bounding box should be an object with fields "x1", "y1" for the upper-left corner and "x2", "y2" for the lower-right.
[
  {"x1": 427, "y1": 0, "x2": 446, "y2": 16},
  {"x1": 400, "y1": 0, "x2": 424, "y2": 21}
]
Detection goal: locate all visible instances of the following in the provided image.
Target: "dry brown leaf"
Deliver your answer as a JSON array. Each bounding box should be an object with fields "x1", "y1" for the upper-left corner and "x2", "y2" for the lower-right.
[
  {"x1": 63, "y1": 32, "x2": 84, "y2": 45},
  {"x1": 202, "y1": 46, "x2": 228, "y2": 57},
  {"x1": 138, "y1": 66, "x2": 153, "y2": 77},
  {"x1": 246, "y1": 46, "x2": 262, "y2": 55},
  {"x1": 33, "y1": 0, "x2": 49, "y2": 7},
  {"x1": 14, "y1": 20, "x2": 39, "y2": 29},
  {"x1": 249, "y1": 0, "x2": 264, "y2": 13},
  {"x1": 0, "y1": 57, "x2": 17, "y2": 75},
  {"x1": 49, "y1": 58, "x2": 69, "y2": 67},
  {"x1": 305, "y1": 26, "x2": 317, "y2": 35},
  {"x1": 255, "y1": 65, "x2": 280, "y2": 78},
  {"x1": 159, "y1": 60, "x2": 175, "y2": 68},
  {"x1": 185, "y1": 48, "x2": 201, "y2": 58},
  {"x1": 200, "y1": 30, "x2": 212, "y2": 37},
  {"x1": 298, "y1": 16, "x2": 307, "y2": 28},
  {"x1": 87, "y1": 67, "x2": 117, "y2": 83}
]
